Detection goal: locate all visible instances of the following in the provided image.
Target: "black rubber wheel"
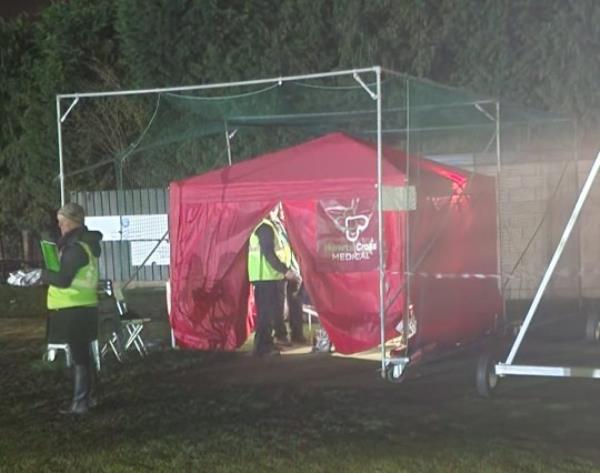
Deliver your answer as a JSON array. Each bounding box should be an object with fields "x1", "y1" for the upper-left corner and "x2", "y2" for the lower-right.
[
  {"x1": 585, "y1": 313, "x2": 600, "y2": 343},
  {"x1": 476, "y1": 352, "x2": 499, "y2": 397}
]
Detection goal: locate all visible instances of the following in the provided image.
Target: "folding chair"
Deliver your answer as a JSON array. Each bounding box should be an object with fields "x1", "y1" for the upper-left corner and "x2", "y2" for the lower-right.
[
  {"x1": 121, "y1": 318, "x2": 150, "y2": 356},
  {"x1": 98, "y1": 280, "x2": 151, "y2": 362}
]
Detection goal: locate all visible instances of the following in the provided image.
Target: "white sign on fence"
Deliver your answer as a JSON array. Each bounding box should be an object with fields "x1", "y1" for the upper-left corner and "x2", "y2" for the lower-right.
[
  {"x1": 130, "y1": 240, "x2": 170, "y2": 266},
  {"x1": 85, "y1": 214, "x2": 168, "y2": 241},
  {"x1": 85, "y1": 216, "x2": 122, "y2": 241},
  {"x1": 85, "y1": 214, "x2": 170, "y2": 266},
  {"x1": 121, "y1": 214, "x2": 168, "y2": 241}
]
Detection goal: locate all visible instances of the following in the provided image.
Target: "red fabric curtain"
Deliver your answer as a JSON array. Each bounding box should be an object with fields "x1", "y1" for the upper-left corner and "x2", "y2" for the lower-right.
[
  {"x1": 282, "y1": 200, "x2": 405, "y2": 354},
  {"x1": 169, "y1": 194, "x2": 406, "y2": 354},
  {"x1": 169, "y1": 198, "x2": 276, "y2": 349}
]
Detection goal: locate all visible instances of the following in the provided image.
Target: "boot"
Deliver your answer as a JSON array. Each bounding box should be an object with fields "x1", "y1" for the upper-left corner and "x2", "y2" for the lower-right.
[
  {"x1": 60, "y1": 364, "x2": 90, "y2": 415},
  {"x1": 88, "y1": 362, "x2": 98, "y2": 409}
]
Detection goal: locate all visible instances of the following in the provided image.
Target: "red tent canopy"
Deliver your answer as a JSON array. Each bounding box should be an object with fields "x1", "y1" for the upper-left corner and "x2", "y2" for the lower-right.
[{"x1": 169, "y1": 132, "x2": 501, "y2": 354}]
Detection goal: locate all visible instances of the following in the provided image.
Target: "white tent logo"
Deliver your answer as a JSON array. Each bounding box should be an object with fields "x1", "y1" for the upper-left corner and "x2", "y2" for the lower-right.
[
  {"x1": 324, "y1": 199, "x2": 372, "y2": 243},
  {"x1": 343, "y1": 215, "x2": 370, "y2": 243},
  {"x1": 320, "y1": 198, "x2": 378, "y2": 267},
  {"x1": 323, "y1": 198, "x2": 375, "y2": 245}
]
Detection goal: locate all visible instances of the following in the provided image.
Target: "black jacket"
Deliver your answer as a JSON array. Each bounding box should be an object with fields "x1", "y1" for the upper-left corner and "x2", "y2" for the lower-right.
[{"x1": 42, "y1": 226, "x2": 102, "y2": 288}]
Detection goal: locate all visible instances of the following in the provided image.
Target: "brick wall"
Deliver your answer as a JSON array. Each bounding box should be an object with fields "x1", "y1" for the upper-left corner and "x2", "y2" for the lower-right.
[
  {"x1": 480, "y1": 148, "x2": 600, "y2": 301},
  {"x1": 577, "y1": 156, "x2": 600, "y2": 298}
]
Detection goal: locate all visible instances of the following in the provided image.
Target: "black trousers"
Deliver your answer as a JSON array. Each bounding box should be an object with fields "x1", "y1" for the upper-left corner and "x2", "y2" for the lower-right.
[
  {"x1": 273, "y1": 280, "x2": 304, "y2": 340},
  {"x1": 253, "y1": 280, "x2": 285, "y2": 354},
  {"x1": 47, "y1": 306, "x2": 98, "y2": 365}
]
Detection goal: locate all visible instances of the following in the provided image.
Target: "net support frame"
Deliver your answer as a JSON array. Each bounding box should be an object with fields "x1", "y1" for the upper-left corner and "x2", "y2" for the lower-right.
[
  {"x1": 56, "y1": 96, "x2": 66, "y2": 205},
  {"x1": 495, "y1": 101, "x2": 505, "y2": 324},
  {"x1": 56, "y1": 66, "x2": 554, "y2": 373},
  {"x1": 497, "y1": 150, "x2": 600, "y2": 379},
  {"x1": 55, "y1": 67, "x2": 381, "y2": 204},
  {"x1": 374, "y1": 67, "x2": 386, "y2": 378}
]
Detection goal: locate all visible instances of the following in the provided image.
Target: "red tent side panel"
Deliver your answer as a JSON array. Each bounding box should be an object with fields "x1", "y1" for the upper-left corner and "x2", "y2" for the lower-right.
[
  {"x1": 349, "y1": 140, "x2": 502, "y2": 353},
  {"x1": 408, "y1": 171, "x2": 502, "y2": 354},
  {"x1": 168, "y1": 195, "x2": 276, "y2": 350}
]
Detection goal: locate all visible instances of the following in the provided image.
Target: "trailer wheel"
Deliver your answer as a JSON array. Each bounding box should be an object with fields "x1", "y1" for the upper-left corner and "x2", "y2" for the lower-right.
[
  {"x1": 476, "y1": 352, "x2": 499, "y2": 397},
  {"x1": 585, "y1": 313, "x2": 600, "y2": 343}
]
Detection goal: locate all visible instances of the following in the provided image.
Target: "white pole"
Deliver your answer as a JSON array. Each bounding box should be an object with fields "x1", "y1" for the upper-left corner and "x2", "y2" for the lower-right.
[
  {"x1": 55, "y1": 96, "x2": 66, "y2": 205},
  {"x1": 505, "y1": 150, "x2": 600, "y2": 364},
  {"x1": 225, "y1": 122, "x2": 233, "y2": 166},
  {"x1": 495, "y1": 101, "x2": 506, "y2": 321},
  {"x1": 60, "y1": 96, "x2": 79, "y2": 123},
  {"x1": 165, "y1": 279, "x2": 176, "y2": 349},
  {"x1": 375, "y1": 66, "x2": 386, "y2": 378},
  {"x1": 57, "y1": 67, "x2": 380, "y2": 99},
  {"x1": 572, "y1": 121, "x2": 583, "y2": 311},
  {"x1": 402, "y1": 77, "x2": 411, "y2": 352}
]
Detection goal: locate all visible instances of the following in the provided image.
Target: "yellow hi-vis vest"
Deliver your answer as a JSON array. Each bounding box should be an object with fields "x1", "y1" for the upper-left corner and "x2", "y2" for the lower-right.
[
  {"x1": 47, "y1": 241, "x2": 99, "y2": 310},
  {"x1": 248, "y1": 218, "x2": 292, "y2": 282}
]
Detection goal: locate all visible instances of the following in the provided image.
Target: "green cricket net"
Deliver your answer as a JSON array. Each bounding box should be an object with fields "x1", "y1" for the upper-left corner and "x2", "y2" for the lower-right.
[{"x1": 60, "y1": 68, "x2": 584, "y2": 340}]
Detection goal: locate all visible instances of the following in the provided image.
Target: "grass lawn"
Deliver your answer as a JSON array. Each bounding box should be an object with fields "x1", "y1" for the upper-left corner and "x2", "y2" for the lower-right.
[{"x1": 1, "y1": 316, "x2": 600, "y2": 472}]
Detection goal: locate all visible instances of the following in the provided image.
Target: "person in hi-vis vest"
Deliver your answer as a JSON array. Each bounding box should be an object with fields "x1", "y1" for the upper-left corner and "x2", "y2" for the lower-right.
[
  {"x1": 248, "y1": 204, "x2": 301, "y2": 356},
  {"x1": 269, "y1": 208, "x2": 307, "y2": 345},
  {"x1": 42, "y1": 202, "x2": 102, "y2": 415}
]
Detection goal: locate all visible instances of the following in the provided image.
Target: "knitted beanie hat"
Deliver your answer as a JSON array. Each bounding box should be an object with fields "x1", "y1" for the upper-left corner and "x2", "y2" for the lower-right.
[{"x1": 57, "y1": 202, "x2": 85, "y2": 225}]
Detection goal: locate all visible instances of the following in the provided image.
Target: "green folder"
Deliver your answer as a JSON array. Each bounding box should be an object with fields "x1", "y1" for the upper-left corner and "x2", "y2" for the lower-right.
[{"x1": 40, "y1": 240, "x2": 60, "y2": 272}]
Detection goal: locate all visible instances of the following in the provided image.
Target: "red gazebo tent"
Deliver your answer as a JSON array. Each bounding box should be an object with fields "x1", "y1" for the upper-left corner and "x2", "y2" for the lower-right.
[{"x1": 168, "y1": 132, "x2": 501, "y2": 354}]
